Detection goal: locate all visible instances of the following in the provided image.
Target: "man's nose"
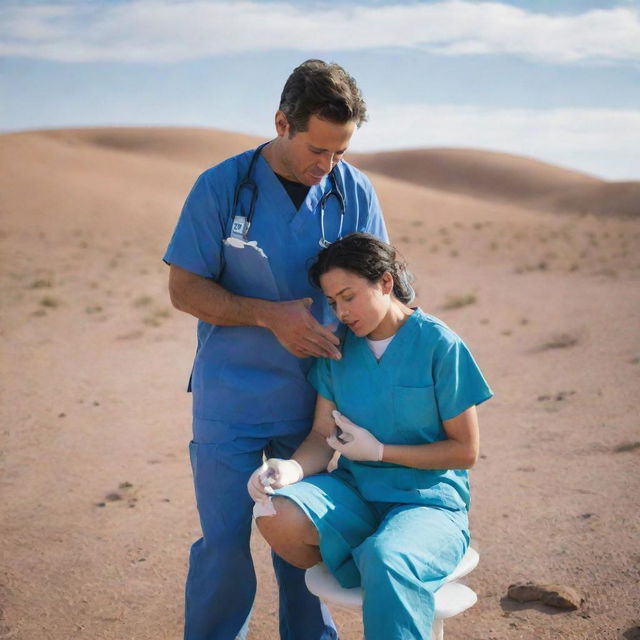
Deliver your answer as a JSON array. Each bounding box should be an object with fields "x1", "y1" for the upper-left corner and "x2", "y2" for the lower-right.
[{"x1": 317, "y1": 152, "x2": 335, "y2": 174}]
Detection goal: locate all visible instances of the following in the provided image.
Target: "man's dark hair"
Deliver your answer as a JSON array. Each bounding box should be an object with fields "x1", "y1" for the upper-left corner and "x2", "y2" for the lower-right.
[{"x1": 279, "y1": 59, "x2": 368, "y2": 134}]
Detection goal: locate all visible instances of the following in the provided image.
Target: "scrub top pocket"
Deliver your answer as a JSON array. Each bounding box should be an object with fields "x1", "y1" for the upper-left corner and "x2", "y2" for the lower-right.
[
  {"x1": 220, "y1": 239, "x2": 281, "y2": 301},
  {"x1": 392, "y1": 385, "x2": 442, "y2": 443}
]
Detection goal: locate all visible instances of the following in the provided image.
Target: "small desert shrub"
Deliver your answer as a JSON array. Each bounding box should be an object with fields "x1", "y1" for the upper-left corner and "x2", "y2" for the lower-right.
[
  {"x1": 539, "y1": 333, "x2": 579, "y2": 350},
  {"x1": 29, "y1": 279, "x2": 52, "y2": 289},
  {"x1": 443, "y1": 294, "x2": 477, "y2": 310},
  {"x1": 133, "y1": 295, "x2": 153, "y2": 308},
  {"x1": 40, "y1": 296, "x2": 59, "y2": 308}
]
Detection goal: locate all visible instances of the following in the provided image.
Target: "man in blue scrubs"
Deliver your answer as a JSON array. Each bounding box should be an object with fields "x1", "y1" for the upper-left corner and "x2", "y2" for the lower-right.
[{"x1": 164, "y1": 59, "x2": 387, "y2": 639}]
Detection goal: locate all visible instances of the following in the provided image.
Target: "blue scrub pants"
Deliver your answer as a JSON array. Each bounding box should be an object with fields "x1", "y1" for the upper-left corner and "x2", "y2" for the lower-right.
[
  {"x1": 276, "y1": 472, "x2": 469, "y2": 640},
  {"x1": 185, "y1": 418, "x2": 337, "y2": 640}
]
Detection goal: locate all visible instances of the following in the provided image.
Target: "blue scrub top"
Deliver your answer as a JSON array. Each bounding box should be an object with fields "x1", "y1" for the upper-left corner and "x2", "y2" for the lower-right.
[
  {"x1": 164, "y1": 146, "x2": 387, "y2": 424},
  {"x1": 308, "y1": 308, "x2": 493, "y2": 511}
]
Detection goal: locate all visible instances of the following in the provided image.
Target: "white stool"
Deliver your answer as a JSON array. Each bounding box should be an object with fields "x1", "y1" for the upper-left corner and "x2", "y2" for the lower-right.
[{"x1": 305, "y1": 546, "x2": 479, "y2": 640}]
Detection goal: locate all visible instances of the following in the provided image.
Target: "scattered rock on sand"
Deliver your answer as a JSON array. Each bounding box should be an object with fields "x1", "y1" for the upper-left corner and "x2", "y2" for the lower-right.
[
  {"x1": 540, "y1": 585, "x2": 584, "y2": 609},
  {"x1": 507, "y1": 582, "x2": 584, "y2": 610},
  {"x1": 507, "y1": 583, "x2": 546, "y2": 602}
]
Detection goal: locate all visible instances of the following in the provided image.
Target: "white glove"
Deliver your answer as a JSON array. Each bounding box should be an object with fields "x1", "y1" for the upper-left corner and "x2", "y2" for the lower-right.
[
  {"x1": 247, "y1": 458, "x2": 304, "y2": 502},
  {"x1": 326, "y1": 410, "x2": 384, "y2": 462}
]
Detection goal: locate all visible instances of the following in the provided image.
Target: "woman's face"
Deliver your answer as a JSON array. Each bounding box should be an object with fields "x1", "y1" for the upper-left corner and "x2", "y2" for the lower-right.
[{"x1": 319, "y1": 267, "x2": 393, "y2": 338}]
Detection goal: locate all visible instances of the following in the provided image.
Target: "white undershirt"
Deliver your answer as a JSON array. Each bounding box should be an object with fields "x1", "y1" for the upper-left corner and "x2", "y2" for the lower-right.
[{"x1": 366, "y1": 334, "x2": 395, "y2": 361}]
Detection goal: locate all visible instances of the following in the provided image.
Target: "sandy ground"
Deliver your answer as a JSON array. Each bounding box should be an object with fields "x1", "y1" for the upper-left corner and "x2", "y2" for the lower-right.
[{"x1": 1, "y1": 128, "x2": 639, "y2": 640}]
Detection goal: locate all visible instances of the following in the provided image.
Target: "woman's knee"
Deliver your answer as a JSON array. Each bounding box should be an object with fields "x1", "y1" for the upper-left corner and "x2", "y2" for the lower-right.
[
  {"x1": 256, "y1": 497, "x2": 320, "y2": 568},
  {"x1": 256, "y1": 497, "x2": 317, "y2": 543}
]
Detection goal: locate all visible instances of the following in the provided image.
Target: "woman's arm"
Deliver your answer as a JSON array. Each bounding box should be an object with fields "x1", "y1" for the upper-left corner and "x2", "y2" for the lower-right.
[
  {"x1": 382, "y1": 406, "x2": 480, "y2": 470},
  {"x1": 248, "y1": 393, "x2": 338, "y2": 502},
  {"x1": 292, "y1": 393, "x2": 338, "y2": 476}
]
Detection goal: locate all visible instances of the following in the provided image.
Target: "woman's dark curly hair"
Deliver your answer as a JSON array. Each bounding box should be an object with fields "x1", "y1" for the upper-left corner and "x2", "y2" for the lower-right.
[{"x1": 309, "y1": 233, "x2": 415, "y2": 304}]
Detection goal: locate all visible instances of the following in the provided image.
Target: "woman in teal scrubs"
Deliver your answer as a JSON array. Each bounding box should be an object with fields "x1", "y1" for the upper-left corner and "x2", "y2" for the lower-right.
[{"x1": 249, "y1": 233, "x2": 493, "y2": 639}]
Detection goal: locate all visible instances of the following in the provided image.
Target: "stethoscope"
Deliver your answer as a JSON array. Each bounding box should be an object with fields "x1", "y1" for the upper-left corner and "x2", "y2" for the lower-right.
[{"x1": 231, "y1": 141, "x2": 346, "y2": 248}]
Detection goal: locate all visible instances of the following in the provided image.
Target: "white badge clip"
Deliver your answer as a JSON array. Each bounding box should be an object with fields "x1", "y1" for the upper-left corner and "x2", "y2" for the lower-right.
[{"x1": 231, "y1": 215, "x2": 250, "y2": 240}]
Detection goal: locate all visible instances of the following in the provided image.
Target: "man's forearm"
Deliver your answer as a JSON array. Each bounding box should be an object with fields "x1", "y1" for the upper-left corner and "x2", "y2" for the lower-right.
[
  {"x1": 168, "y1": 264, "x2": 276, "y2": 328},
  {"x1": 168, "y1": 264, "x2": 341, "y2": 359}
]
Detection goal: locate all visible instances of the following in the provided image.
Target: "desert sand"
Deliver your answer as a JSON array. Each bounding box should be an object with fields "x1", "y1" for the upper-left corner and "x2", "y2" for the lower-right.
[{"x1": 1, "y1": 127, "x2": 639, "y2": 640}]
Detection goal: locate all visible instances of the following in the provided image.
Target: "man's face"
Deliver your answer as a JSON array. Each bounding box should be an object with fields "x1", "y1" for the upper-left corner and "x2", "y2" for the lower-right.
[{"x1": 274, "y1": 112, "x2": 357, "y2": 186}]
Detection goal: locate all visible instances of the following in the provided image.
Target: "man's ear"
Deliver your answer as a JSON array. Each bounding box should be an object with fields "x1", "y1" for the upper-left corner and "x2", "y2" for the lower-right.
[{"x1": 275, "y1": 110, "x2": 289, "y2": 137}]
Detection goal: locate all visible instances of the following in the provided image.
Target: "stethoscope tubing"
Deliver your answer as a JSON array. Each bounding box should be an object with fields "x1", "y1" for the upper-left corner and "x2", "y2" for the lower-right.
[{"x1": 232, "y1": 141, "x2": 346, "y2": 246}]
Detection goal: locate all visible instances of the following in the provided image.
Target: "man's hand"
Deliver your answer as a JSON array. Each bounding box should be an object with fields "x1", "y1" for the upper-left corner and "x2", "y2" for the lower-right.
[
  {"x1": 168, "y1": 266, "x2": 340, "y2": 360},
  {"x1": 327, "y1": 410, "x2": 384, "y2": 461},
  {"x1": 264, "y1": 298, "x2": 341, "y2": 360},
  {"x1": 247, "y1": 458, "x2": 304, "y2": 502}
]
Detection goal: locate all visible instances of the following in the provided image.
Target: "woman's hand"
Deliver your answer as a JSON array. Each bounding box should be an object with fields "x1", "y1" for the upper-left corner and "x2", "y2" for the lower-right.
[
  {"x1": 247, "y1": 458, "x2": 304, "y2": 502},
  {"x1": 326, "y1": 410, "x2": 384, "y2": 462}
]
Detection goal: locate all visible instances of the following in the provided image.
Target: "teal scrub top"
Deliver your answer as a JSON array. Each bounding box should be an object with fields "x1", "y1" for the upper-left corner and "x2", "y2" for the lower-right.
[
  {"x1": 308, "y1": 308, "x2": 493, "y2": 511},
  {"x1": 164, "y1": 147, "x2": 387, "y2": 424}
]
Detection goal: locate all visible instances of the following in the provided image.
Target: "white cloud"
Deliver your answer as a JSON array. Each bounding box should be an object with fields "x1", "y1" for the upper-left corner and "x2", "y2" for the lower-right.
[
  {"x1": 0, "y1": 0, "x2": 639, "y2": 64},
  {"x1": 350, "y1": 104, "x2": 640, "y2": 180}
]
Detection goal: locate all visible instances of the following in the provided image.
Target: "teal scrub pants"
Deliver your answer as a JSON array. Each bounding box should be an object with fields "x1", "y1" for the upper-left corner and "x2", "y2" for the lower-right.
[{"x1": 276, "y1": 472, "x2": 469, "y2": 640}]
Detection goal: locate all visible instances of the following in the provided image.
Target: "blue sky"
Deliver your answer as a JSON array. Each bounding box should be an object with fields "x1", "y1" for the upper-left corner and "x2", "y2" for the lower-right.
[{"x1": 1, "y1": 0, "x2": 639, "y2": 180}]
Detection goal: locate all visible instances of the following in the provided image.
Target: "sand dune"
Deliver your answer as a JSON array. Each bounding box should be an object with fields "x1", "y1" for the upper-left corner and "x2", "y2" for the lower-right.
[
  {"x1": 6, "y1": 127, "x2": 637, "y2": 219},
  {"x1": 541, "y1": 180, "x2": 640, "y2": 218},
  {"x1": 0, "y1": 128, "x2": 262, "y2": 235},
  {"x1": 1, "y1": 127, "x2": 639, "y2": 640},
  {"x1": 349, "y1": 148, "x2": 639, "y2": 217},
  {"x1": 35, "y1": 126, "x2": 263, "y2": 168}
]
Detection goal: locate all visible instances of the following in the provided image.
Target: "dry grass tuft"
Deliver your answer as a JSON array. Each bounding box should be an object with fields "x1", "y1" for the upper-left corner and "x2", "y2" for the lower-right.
[
  {"x1": 85, "y1": 305, "x2": 103, "y2": 314},
  {"x1": 29, "y1": 279, "x2": 53, "y2": 289},
  {"x1": 613, "y1": 441, "x2": 640, "y2": 453},
  {"x1": 142, "y1": 307, "x2": 171, "y2": 327},
  {"x1": 443, "y1": 293, "x2": 477, "y2": 310},
  {"x1": 133, "y1": 295, "x2": 154, "y2": 308},
  {"x1": 539, "y1": 333, "x2": 579, "y2": 350},
  {"x1": 40, "y1": 296, "x2": 60, "y2": 308}
]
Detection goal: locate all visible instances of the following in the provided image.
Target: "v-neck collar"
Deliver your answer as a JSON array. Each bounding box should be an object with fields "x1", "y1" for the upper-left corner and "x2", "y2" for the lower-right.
[
  {"x1": 349, "y1": 308, "x2": 421, "y2": 374},
  {"x1": 255, "y1": 153, "x2": 327, "y2": 226}
]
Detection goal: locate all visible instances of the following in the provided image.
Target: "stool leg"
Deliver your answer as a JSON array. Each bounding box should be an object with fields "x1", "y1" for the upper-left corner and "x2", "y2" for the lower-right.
[{"x1": 430, "y1": 618, "x2": 444, "y2": 640}]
